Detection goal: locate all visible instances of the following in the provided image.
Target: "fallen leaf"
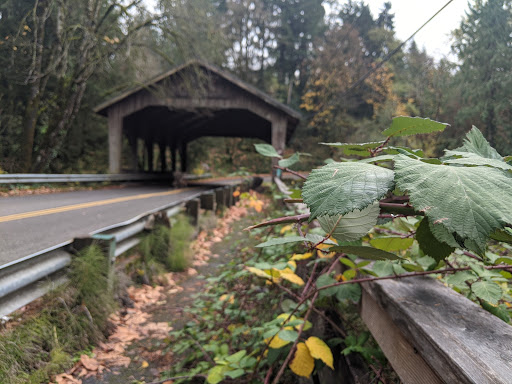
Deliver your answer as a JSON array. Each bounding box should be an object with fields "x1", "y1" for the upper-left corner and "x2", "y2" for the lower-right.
[
  {"x1": 80, "y1": 354, "x2": 99, "y2": 371},
  {"x1": 54, "y1": 373, "x2": 82, "y2": 384}
]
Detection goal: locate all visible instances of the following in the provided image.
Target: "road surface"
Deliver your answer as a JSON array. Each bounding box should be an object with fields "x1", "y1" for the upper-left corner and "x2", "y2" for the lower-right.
[{"x1": 0, "y1": 184, "x2": 212, "y2": 267}]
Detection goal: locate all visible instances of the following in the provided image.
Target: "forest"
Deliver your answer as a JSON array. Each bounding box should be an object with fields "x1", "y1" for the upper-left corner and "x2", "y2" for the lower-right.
[{"x1": 0, "y1": 0, "x2": 510, "y2": 175}]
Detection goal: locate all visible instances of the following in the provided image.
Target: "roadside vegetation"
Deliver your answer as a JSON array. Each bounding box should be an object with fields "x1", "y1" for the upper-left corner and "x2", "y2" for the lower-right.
[{"x1": 0, "y1": 245, "x2": 114, "y2": 384}]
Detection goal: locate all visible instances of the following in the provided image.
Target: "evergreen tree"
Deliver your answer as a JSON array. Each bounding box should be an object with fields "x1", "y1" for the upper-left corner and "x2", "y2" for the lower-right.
[{"x1": 452, "y1": 0, "x2": 512, "y2": 152}]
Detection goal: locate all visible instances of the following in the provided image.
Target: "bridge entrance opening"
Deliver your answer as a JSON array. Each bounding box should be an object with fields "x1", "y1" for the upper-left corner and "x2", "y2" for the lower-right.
[{"x1": 94, "y1": 61, "x2": 300, "y2": 174}]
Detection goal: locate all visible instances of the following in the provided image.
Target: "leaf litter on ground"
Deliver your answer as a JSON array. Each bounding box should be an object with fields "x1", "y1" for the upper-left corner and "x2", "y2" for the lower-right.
[{"x1": 51, "y1": 191, "x2": 265, "y2": 384}]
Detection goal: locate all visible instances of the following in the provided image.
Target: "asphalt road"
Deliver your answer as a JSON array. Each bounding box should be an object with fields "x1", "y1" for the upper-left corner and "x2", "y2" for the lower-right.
[{"x1": 0, "y1": 184, "x2": 212, "y2": 267}]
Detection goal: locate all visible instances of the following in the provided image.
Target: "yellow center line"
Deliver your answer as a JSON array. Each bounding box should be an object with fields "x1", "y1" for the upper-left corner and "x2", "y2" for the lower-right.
[{"x1": 0, "y1": 188, "x2": 196, "y2": 224}]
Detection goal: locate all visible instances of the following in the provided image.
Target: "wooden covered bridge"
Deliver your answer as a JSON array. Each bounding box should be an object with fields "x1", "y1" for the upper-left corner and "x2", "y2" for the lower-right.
[{"x1": 94, "y1": 61, "x2": 301, "y2": 174}]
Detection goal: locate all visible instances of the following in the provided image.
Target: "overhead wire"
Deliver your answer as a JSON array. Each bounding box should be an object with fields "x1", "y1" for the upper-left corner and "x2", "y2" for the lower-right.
[{"x1": 333, "y1": 0, "x2": 456, "y2": 104}]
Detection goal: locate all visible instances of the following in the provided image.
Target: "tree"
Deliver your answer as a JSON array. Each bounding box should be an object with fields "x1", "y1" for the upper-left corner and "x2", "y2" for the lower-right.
[
  {"x1": 0, "y1": 0, "x2": 153, "y2": 172},
  {"x1": 452, "y1": 0, "x2": 512, "y2": 153}
]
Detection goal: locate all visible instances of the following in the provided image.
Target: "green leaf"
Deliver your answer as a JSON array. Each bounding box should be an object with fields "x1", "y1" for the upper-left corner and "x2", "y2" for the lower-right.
[
  {"x1": 471, "y1": 280, "x2": 502, "y2": 305},
  {"x1": 225, "y1": 369, "x2": 245, "y2": 379},
  {"x1": 369, "y1": 237, "x2": 414, "y2": 252},
  {"x1": 320, "y1": 141, "x2": 385, "y2": 157},
  {"x1": 415, "y1": 219, "x2": 454, "y2": 262},
  {"x1": 394, "y1": 155, "x2": 512, "y2": 255},
  {"x1": 381, "y1": 116, "x2": 449, "y2": 137},
  {"x1": 481, "y1": 301, "x2": 511, "y2": 323},
  {"x1": 225, "y1": 350, "x2": 247, "y2": 364},
  {"x1": 318, "y1": 202, "x2": 380, "y2": 243},
  {"x1": 383, "y1": 146, "x2": 425, "y2": 157},
  {"x1": 207, "y1": 365, "x2": 227, "y2": 384},
  {"x1": 446, "y1": 271, "x2": 477, "y2": 286},
  {"x1": 443, "y1": 152, "x2": 512, "y2": 171},
  {"x1": 445, "y1": 126, "x2": 502, "y2": 160},
  {"x1": 358, "y1": 155, "x2": 395, "y2": 163},
  {"x1": 330, "y1": 245, "x2": 399, "y2": 260},
  {"x1": 278, "y1": 329, "x2": 299, "y2": 342},
  {"x1": 316, "y1": 274, "x2": 338, "y2": 297},
  {"x1": 254, "y1": 143, "x2": 282, "y2": 158},
  {"x1": 490, "y1": 228, "x2": 512, "y2": 244},
  {"x1": 372, "y1": 261, "x2": 394, "y2": 276},
  {"x1": 302, "y1": 162, "x2": 394, "y2": 220},
  {"x1": 279, "y1": 153, "x2": 300, "y2": 168},
  {"x1": 255, "y1": 234, "x2": 335, "y2": 248},
  {"x1": 335, "y1": 283, "x2": 361, "y2": 302}
]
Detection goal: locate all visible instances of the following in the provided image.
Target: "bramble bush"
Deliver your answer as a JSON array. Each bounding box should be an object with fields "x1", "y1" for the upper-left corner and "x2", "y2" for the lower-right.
[{"x1": 167, "y1": 117, "x2": 512, "y2": 383}]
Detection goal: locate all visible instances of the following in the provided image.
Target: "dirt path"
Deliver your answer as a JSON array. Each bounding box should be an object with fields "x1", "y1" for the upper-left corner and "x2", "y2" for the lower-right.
[{"x1": 53, "y1": 199, "x2": 260, "y2": 384}]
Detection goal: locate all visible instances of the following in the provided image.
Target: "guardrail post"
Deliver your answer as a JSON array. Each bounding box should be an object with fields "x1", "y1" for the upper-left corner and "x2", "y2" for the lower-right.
[
  {"x1": 200, "y1": 191, "x2": 216, "y2": 211},
  {"x1": 89, "y1": 234, "x2": 117, "y2": 292},
  {"x1": 186, "y1": 198, "x2": 200, "y2": 226},
  {"x1": 215, "y1": 188, "x2": 225, "y2": 213},
  {"x1": 224, "y1": 186, "x2": 233, "y2": 207}
]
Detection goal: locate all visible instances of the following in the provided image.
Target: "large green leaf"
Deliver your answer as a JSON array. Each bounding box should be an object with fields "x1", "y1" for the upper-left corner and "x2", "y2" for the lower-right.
[
  {"x1": 255, "y1": 234, "x2": 335, "y2": 248},
  {"x1": 278, "y1": 153, "x2": 300, "y2": 168},
  {"x1": 302, "y1": 162, "x2": 394, "y2": 220},
  {"x1": 329, "y1": 245, "x2": 399, "y2": 260},
  {"x1": 444, "y1": 126, "x2": 502, "y2": 159},
  {"x1": 490, "y1": 228, "x2": 512, "y2": 244},
  {"x1": 381, "y1": 116, "x2": 449, "y2": 137},
  {"x1": 369, "y1": 236, "x2": 414, "y2": 252},
  {"x1": 415, "y1": 218, "x2": 454, "y2": 262},
  {"x1": 335, "y1": 284, "x2": 361, "y2": 302},
  {"x1": 394, "y1": 155, "x2": 512, "y2": 254},
  {"x1": 443, "y1": 152, "x2": 512, "y2": 171},
  {"x1": 319, "y1": 141, "x2": 385, "y2": 158},
  {"x1": 317, "y1": 202, "x2": 380, "y2": 242},
  {"x1": 253, "y1": 144, "x2": 282, "y2": 158},
  {"x1": 471, "y1": 280, "x2": 502, "y2": 305}
]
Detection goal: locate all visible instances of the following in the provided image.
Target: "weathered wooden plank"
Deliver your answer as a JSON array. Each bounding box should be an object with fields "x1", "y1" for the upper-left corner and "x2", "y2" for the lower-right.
[
  {"x1": 361, "y1": 288, "x2": 443, "y2": 384},
  {"x1": 361, "y1": 277, "x2": 512, "y2": 384}
]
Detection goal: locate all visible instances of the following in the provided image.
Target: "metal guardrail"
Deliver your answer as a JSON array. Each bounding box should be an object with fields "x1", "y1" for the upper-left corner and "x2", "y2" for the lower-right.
[
  {"x1": 0, "y1": 184, "x2": 239, "y2": 318},
  {"x1": 0, "y1": 173, "x2": 212, "y2": 184}
]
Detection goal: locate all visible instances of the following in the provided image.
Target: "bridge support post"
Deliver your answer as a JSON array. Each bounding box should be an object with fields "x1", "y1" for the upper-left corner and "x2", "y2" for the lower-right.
[
  {"x1": 108, "y1": 107, "x2": 123, "y2": 173},
  {"x1": 171, "y1": 143, "x2": 177, "y2": 172},
  {"x1": 145, "y1": 138, "x2": 154, "y2": 172},
  {"x1": 159, "y1": 142, "x2": 166, "y2": 172},
  {"x1": 179, "y1": 142, "x2": 187, "y2": 172}
]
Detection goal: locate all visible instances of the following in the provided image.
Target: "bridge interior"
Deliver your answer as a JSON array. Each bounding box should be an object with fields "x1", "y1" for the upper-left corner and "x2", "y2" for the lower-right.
[{"x1": 95, "y1": 61, "x2": 300, "y2": 174}]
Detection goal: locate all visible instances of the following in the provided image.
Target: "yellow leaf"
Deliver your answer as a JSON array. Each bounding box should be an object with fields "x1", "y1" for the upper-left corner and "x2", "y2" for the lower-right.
[
  {"x1": 287, "y1": 260, "x2": 297, "y2": 270},
  {"x1": 246, "y1": 267, "x2": 271, "y2": 279},
  {"x1": 277, "y1": 313, "x2": 297, "y2": 325},
  {"x1": 289, "y1": 343, "x2": 314, "y2": 377},
  {"x1": 291, "y1": 252, "x2": 313, "y2": 261},
  {"x1": 305, "y1": 337, "x2": 334, "y2": 369},
  {"x1": 280, "y1": 272, "x2": 305, "y2": 286},
  {"x1": 140, "y1": 360, "x2": 149, "y2": 369},
  {"x1": 280, "y1": 224, "x2": 293, "y2": 234},
  {"x1": 265, "y1": 334, "x2": 291, "y2": 349},
  {"x1": 317, "y1": 250, "x2": 336, "y2": 259}
]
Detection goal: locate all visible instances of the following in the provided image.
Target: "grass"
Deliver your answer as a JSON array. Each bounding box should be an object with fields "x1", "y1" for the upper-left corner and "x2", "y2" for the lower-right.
[
  {"x1": 136, "y1": 215, "x2": 195, "y2": 276},
  {"x1": 0, "y1": 244, "x2": 115, "y2": 384}
]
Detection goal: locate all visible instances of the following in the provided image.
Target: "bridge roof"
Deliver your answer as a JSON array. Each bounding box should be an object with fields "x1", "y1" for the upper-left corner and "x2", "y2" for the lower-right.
[{"x1": 94, "y1": 60, "x2": 301, "y2": 122}]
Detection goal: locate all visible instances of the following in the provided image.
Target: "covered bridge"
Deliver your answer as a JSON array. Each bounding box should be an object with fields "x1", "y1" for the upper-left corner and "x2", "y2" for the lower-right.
[{"x1": 94, "y1": 61, "x2": 301, "y2": 174}]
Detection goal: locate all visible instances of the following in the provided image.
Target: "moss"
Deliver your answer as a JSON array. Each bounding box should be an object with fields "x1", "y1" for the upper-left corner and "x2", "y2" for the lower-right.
[
  {"x1": 136, "y1": 216, "x2": 195, "y2": 274},
  {"x1": 0, "y1": 244, "x2": 116, "y2": 384},
  {"x1": 168, "y1": 215, "x2": 195, "y2": 272}
]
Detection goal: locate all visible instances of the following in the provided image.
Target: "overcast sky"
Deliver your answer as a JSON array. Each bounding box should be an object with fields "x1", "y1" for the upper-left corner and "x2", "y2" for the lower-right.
[
  {"x1": 144, "y1": 0, "x2": 471, "y2": 60},
  {"x1": 365, "y1": 0, "x2": 471, "y2": 60}
]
